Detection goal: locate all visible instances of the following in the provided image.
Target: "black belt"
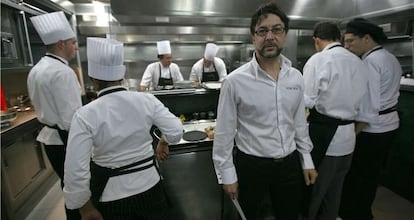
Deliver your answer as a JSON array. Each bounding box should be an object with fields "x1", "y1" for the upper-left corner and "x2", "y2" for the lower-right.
[
  {"x1": 308, "y1": 108, "x2": 354, "y2": 125},
  {"x1": 379, "y1": 104, "x2": 398, "y2": 115}
]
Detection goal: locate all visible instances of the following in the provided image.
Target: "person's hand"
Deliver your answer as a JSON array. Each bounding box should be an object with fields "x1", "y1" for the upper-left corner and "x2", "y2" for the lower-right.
[
  {"x1": 303, "y1": 169, "x2": 318, "y2": 186},
  {"x1": 223, "y1": 182, "x2": 239, "y2": 199},
  {"x1": 79, "y1": 200, "x2": 103, "y2": 220},
  {"x1": 156, "y1": 137, "x2": 169, "y2": 161}
]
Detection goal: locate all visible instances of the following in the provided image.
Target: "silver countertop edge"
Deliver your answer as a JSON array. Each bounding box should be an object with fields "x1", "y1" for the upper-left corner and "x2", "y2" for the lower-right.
[{"x1": 1, "y1": 111, "x2": 37, "y2": 134}]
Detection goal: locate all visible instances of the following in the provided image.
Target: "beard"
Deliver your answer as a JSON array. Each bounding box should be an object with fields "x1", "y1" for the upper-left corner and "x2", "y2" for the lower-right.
[{"x1": 257, "y1": 43, "x2": 283, "y2": 59}]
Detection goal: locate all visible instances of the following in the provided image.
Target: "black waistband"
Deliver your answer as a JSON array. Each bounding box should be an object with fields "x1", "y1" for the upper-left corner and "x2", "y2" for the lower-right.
[
  {"x1": 308, "y1": 108, "x2": 354, "y2": 125},
  {"x1": 379, "y1": 104, "x2": 398, "y2": 115}
]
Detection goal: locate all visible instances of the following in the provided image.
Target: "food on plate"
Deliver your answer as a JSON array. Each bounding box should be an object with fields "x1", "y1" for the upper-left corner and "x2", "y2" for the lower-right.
[{"x1": 204, "y1": 126, "x2": 215, "y2": 139}]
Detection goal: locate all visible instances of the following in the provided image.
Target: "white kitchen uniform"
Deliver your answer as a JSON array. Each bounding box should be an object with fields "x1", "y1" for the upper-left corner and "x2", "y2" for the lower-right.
[
  {"x1": 188, "y1": 57, "x2": 227, "y2": 82},
  {"x1": 212, "y1": 53, "x2": 314, "y2": 185},
  {"x1": 361, "y1": 46, "x2": 401, "y2": 133},
  {"x1": 140, "y1": 62, "x2": 183, "y2": 89},
  {"x1": 27, "y1": 54, "x2": 82, "y2": 145},
  {"x1": 303, "y1": 42, "x2": 376, "y2": 156},
  {"x1": 64, "y1": 86, "x2": 183, "y2": 209}
]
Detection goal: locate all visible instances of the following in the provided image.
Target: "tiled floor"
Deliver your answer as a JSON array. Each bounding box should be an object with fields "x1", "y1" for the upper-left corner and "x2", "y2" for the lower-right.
[{"x1": 25, "y1": 180, "x2": 414, "y2": 220}]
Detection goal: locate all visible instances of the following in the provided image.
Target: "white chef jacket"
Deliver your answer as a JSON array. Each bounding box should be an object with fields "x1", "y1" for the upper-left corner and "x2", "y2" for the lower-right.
[
  {"x1": 63, "y1": 86, "x2": 183, "y2": 209},
  {"x1": 140, "y1": 62, "x2": 183, "y2": 90},
  {"x1": 361, "y1": 46, "x2": 401, "y2": 133},
  {"x1": 303, "y1": 42, "x2": 376, "y2": 156},
  {"x1": 212, "y1": 53, "x2": 315, "y2": 185},
  {"x1": 188, "y1": 57, "x2": 227, "y2": 82},
  {"x1": 27, "y1": 53, "x2": 82, "y2": 145}
]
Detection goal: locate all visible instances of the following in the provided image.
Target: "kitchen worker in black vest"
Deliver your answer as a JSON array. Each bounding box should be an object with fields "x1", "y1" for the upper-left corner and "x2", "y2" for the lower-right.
[
  {"x1": 28, "y1": 11, "x2": 81, "y2": 220},
  {"x1": 189, "y1": 43, "x2": 227, "y2": 87},
  {"x1": 64, "y1": 37, "x2": 183, "y2": 220},
  {"x1": 140, "y1": 40, "x2": 184, "y2": 91},
  {"x1": 339, "y1": 18, "x2": 402, "y2": 220}
]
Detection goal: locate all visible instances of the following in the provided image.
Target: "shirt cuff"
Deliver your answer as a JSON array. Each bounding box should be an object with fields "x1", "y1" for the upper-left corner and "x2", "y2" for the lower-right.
[
  {"x1": 63, "y1": 189, "x2": 91, "y2": 209},
  {"x1": 215, "y1": 166, "x2": 238, "y2": 185},
  {"x1": 299, "y1": 152, "x2": 315, "y2": 170}
]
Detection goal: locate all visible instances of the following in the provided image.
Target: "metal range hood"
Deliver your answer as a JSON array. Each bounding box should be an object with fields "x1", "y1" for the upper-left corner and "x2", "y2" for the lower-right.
[{"x1": 73, "y1": 0, "x2": 414, "y2": 43}]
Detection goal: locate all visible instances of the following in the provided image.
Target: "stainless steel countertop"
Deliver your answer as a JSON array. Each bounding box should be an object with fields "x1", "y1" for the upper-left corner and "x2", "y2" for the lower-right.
[{"x1": 0, "y1": 110, "x2": 37, "y2": 134}]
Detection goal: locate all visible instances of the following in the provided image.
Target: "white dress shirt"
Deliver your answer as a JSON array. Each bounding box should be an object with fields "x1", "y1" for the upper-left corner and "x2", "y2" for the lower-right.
[
  {"x1": 303, "y1": 42, "x2": 376, "y2": 156},
  {"x1": 140, "y1": 62, "x2": 183, "y2": 89},
  {"x1": 212, "y1": 53, "x2": 314, "y2": 185},
  {"x1": 63, "y1": 86, "x2": 183, "y2": 209},
  {"x1": 27, "y1": 54, "x2": 82, "y2": 145},
  {"x1": 361, "y1": 46, "x2": 401, "y2": 133},
  {"x1": 188, "y1": 57, "x2": 227, "y2": 82}
]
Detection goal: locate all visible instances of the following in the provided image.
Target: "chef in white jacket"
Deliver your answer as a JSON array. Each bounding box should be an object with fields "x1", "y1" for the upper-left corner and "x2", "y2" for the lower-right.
[
  {"x1": 64, "y1": 37, "x2": 183, "y2": 220},
  {"x1": 189, "y1": 43, "x2": 227, "y2": 86},
  {"x1": 140, "y1": 40, "x2": 183, "y2": 91},
  {"x1": 28, "y1": 11, "x2": 81, "y2": 220}
]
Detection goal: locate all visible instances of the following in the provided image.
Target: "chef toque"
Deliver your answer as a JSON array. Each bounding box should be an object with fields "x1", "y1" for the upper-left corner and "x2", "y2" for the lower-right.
[
  {"x1": 157, "y1": 40, "x2": 171, "y2": 55},
  {"x1": 345, "y1": 18, "x2": 387, "y2": 44},
  {"x1": 87, "y1": 37, "x2": 126, "y2": 81},
  {"x1": 204, "y1": 43, "x2": 219, "y2": 61},
  {"x1": 30, "y1": 11, "x2": 76, "y2": 45}
]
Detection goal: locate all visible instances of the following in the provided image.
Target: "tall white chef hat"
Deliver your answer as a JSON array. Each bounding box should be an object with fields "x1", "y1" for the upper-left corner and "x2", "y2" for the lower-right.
[
  {"x1": 30, "y1": 11, "x2": 76, "y2": 45},
  {"x1": 87, "y1": 37, "x2": 125, "y2": 81},
  {"x1": 157, "y1": 40, "x2": 171, "y2": 55},
  {"x1": 204, "y1": 43, "x2": 219, "y2": 61}
]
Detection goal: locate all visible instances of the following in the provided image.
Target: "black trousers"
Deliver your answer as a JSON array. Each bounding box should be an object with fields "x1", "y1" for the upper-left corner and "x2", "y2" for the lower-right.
[
  {"x1": 236, "y1": 150, "x2": 304, "y2": 220},
  {"x1": 339, "y1": 130, "x2": 398, "y2": 220},
  {"x1": 97, "y1": 181, "x2": 171, "y2": 220},
  {"x1": 44, "y1": 145, "x2": 81, "y2": 220}
]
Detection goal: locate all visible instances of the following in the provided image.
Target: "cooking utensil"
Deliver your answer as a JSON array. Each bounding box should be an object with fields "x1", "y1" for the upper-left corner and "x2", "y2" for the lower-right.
[
  {"x1": 182, "y1": 130, "x2": 207, "y2": 141},
  {"x1": 231, "y1": 198, "x2": 247, "y2": 220}
]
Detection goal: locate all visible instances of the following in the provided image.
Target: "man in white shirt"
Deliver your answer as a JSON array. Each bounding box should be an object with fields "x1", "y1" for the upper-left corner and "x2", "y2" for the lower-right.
[
  {"x1": 189, "y1": 43, "x2": 227, "y2": 86},
  {"x1": 64, "y1": 37, "x2": 183, "y2": 220},
  {"x1": 140, "y1": 40, "x2": 183, "y2": 91},
  {"x1": 212, "y1": 3, "x2": 317, "y2": 219},
  {"x1": 28, "y1": 11, "x2": 82, "y2": 220},
  {"x1": 339, "y1": 18, "x2": 402, "y2": 220},
  {"x1": 302, "y1": 22, "x2": 375, "y2": 220}
]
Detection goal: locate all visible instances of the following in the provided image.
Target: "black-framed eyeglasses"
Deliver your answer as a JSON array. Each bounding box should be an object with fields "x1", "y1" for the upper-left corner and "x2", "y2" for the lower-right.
[{"x1": 254, "y1": 26, "x2": 285, "y2": 37}]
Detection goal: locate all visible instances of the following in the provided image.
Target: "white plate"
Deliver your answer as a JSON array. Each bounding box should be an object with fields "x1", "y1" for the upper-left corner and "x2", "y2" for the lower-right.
[{"x1": 203, "y1": 82, "x2": 221, "y2": 90}]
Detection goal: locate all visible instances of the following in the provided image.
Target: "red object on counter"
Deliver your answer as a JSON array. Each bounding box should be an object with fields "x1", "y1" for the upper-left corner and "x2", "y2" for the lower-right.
[{"x1": 1, "y1": 84, "x2": 8, "y2": 111}]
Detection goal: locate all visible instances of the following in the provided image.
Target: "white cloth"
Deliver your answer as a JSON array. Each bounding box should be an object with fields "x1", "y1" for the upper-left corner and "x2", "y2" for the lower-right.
[
  {"x1": 63, "y1": 86, "x2": 183, "y2": 209},
  {"x1": 87, "y1": 37, "x2": 125, "y2": 81},
  {"x1": 140, "y1": 62, "x2": 183, "y2": 89},
  {"x1": 188, "y1": 57, "x2": 227, "y2": 82},
  {"x1": 212, "y1": 53, "x2": 314, "y2": 185},
  {"x1": 361, "y1": 46, "x2": 401, "y2": 133},
  {"x1": 27, "y1": 54, "x2": 82, "y2": 145},
  {"x1": 303, "y1": 42, "x2": 376, "y2": 156},
  {"x1": 157, "y1": 40, "x2": 171, "y2": 55},
  {"x1": 30, "y1": 11, "x2": 75, "y2": 45}
]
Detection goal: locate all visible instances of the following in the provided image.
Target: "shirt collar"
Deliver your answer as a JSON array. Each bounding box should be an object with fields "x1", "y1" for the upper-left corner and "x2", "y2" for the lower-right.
[
  {"x1": 362, "y1": 45, "x2": 382, "y2": 59},
  {"x1": 45, "y1": 53, "x2": 69, "y2": 65},
  {"x1": 97, "y1": 85, "x2": 127, "y2": 97},
  {"x1": 251, "y1": 52, "x2": 292, "y2": 80},
  {"x1": 322, "y1": 42, "x2": 342, "y2": 52}
]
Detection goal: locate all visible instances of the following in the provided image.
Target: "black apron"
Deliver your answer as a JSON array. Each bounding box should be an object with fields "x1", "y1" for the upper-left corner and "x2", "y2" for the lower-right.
[
  {"x1": 201, "y1": 61, "x2": 219, "y2": 82},
  {"x1": 308, "y1": 108, "x2": 354, "y2": 168},
  {"x1": 89, "y1": 87, "x2": 159, "y2": 206},
  {"x1": 157, "y1": 64, "x2": 174, "y2": 87}
]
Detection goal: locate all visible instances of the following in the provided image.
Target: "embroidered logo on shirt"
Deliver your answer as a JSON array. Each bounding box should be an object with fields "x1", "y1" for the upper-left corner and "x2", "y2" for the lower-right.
[{"x1": 286, "y1": 87, "x2": 299, "y2": 90}]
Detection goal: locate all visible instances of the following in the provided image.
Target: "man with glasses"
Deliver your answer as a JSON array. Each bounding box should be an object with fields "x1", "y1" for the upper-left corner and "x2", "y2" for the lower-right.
[
  {"x1": 212, "y1": 2, "x2": 317, "y2": 219},
  {"x1": 339, "y1": 18, "x2": 402, "y2": 220}
]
